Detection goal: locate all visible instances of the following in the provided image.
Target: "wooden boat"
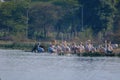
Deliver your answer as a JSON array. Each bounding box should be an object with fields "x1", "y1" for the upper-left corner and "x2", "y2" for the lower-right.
[
  {"x1": 25, "y1": 50, "x2": 120, "y2": 57},
  {"x1": 63, "y1": 52, "x2": 118, "y2": 57}
]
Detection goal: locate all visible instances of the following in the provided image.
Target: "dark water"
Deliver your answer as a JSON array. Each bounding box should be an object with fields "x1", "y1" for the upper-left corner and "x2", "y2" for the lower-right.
[{"x1": 0, "y1": 49, "x2": 120, "y2": 80}]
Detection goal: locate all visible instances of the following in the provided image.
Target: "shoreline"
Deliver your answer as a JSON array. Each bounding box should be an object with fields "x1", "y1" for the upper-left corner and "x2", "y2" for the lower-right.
[{"x1": 0, "y1": 41, "x2": 34, "y2": 51}]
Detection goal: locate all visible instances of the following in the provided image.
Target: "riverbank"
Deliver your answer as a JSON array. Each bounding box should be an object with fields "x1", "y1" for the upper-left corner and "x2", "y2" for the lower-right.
[
  {"x1": 0, "y1": 41, "x2": 34, "y2": 50},
  {"x1": 0, "y1": 41, "x2": 50, "y2": 51}
]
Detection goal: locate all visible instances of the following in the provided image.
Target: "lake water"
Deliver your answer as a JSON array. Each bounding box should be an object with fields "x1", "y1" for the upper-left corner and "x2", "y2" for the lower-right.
[{"x1": 0, "y1": 49, "x2": 120, "y2": 80}]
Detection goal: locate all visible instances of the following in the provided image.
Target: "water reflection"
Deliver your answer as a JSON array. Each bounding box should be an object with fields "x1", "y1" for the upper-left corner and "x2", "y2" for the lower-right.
[{"x1": 0, "y1": 49, "x2": 120, "y2": 80}]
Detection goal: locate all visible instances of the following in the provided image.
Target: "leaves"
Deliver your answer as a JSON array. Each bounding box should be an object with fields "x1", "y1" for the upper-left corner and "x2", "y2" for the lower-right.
[{"x1": 0, "y1": 0, "x2": 120, "y2": 42}]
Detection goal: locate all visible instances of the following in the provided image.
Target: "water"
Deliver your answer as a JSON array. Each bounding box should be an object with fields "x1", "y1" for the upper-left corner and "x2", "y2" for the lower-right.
[{"x1": 0, "y1": 49, "x2": 120, "y2": 80}]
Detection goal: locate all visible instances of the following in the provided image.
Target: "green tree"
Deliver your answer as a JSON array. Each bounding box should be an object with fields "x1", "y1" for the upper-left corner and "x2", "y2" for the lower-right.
[
  {"x1": 0, "y1": 0, "x2": 29, "y2": 41},
  {"x1": 113, "y1": 0, "x2": 120, "y2": 43},
  {"x1": 29, "y1": 2, "x2": 62, "y2": 40}
]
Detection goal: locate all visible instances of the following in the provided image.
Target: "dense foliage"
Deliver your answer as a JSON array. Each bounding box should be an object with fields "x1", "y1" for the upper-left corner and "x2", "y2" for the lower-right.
[{"x1": 0, "y1": 0, "x2": 120, "y2": 43}]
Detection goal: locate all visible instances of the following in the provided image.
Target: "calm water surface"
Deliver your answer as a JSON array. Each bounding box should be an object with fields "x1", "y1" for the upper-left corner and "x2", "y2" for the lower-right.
[{"x1": 0, "y1": 49, "x2": 120, "y2": 80}]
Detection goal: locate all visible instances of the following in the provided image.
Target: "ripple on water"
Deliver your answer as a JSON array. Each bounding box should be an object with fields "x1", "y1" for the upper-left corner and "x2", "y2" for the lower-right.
[{"x1": 0, "y1": 50, "x2": 120, "y2": 80}]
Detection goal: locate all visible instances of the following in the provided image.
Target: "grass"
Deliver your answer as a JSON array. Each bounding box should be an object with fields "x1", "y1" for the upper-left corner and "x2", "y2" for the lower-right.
[
  {"x1": 0, "y1": 40, "x2": 50, "y2": 51},
  {"x1": 0, "y1": 41, "x2": 34, "y2": 50}
]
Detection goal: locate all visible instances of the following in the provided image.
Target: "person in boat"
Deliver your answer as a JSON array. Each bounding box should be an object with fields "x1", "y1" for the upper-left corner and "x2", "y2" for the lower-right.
[
  {"x1": 56, "y1": 44, "x2": 63, "y2": 53},
  {"x1": 111, "y1": 44, "x2": 119, "y2": 49},
  {"x1": 37, "y1": 45, "x2": 45, "y2": 53},
  {"x1": 103, "y1": 40, "x2": 108, "y2": 53},
  {"x1": 85, "y1": 40, "x2": 96, "y2": 53},
  {"x1": 107, "y1": 42, "x2": 113, "y2": 54},
  {"x1": 32, "y1": 42, "x2": 45, "y2": 53},
  {"x1": 64, "y1": 44, "x2": 71, "y2": 54},
  {"x1": 78, "y1": 42, "x2": 85, "y2": 53},
  {"x1": 48, "y1": 40, "x2": 57, "y2": 53},
  {"x1": 48, "y1": 44, "x2": 57, "y2": 53},
  {"x1": 98, "y1": 45, "x2": 106, "y2": 53},
  {"x1": 61, "y1": 41, "x2": 71, "y2": 54},
  {"x1": 32, "y1": 43, "x2": 39, "y2": 52},
  {"x1": 71, "y1": 42, "x2": 78, "y2": 54},
  {"x1": 60, "y1": 41, "x2": 66, "y2": 52}
]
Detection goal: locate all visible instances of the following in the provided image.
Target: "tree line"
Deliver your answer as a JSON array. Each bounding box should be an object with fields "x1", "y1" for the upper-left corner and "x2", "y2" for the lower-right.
[{"x1": 0, "y1": 0, "x2": 120, "y2": 43}]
